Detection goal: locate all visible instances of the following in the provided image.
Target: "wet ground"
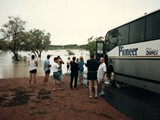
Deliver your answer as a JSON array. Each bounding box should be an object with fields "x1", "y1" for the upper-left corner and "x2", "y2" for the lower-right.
[
  {"x1": 103, "y1": 84, "x2": 160, "y2": 120},
  {"x1": 82, "y1": 72, "x2": 160, "y2": 120}
]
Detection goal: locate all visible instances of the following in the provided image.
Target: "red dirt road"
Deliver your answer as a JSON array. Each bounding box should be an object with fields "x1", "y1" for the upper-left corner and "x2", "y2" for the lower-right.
[{"x1": 0, "y1": 75, "x2": 131, "y2": 120}]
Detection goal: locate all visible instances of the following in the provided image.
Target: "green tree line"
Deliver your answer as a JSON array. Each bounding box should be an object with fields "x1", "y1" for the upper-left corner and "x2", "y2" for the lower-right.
[
  {"x1": 0, "y1": 16, "x2": 51, "y2": 61},
  {"x1": 0, "y1": 16, "x2": 104, "y2": 61},
  {"x1": 49, "y1": 36, "x2": 104, "y2": 54},
  {"x1": 49, "y1": 44, "x2": 86, "y2": 50}
]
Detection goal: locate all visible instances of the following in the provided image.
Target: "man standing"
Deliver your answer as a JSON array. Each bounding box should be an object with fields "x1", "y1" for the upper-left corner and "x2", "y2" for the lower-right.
[
  {"x1": 44, "y1": 55, "x2": 51, "y2": 85},
  {"x1": 70, "y1": 57, "x2": 79, "y2": 89},
  {"x1": 86, "y1": 54, "x2": 99, "y2": 99},
  {"x1": 97, "y1": 57, "x2": 107, "y2": 96}
]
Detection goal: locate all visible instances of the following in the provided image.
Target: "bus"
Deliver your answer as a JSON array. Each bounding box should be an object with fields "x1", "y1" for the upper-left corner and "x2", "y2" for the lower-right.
[{"x1": 96, "y1": 10, "x2": 160, "y2": 94}]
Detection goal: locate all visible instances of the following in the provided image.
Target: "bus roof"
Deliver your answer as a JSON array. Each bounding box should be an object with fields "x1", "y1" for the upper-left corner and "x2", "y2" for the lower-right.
[{"x1": 106, "y1": 9, "x2": 160, "y2": 36}]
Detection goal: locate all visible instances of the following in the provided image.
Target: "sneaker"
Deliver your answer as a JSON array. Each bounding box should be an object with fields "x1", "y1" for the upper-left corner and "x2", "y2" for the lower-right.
[
  {"x1": 89, "y1": 95, "x2": 93, "y2": 99},
  {"x1": 95, "y1": 94, "x2": 98, "y2": 99},
  {"x1": 99, "y1": 92, "x2": 105, "y2": 96}
]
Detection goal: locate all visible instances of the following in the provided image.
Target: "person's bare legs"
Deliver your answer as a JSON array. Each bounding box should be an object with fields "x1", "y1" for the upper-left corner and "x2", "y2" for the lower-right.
[
  {"x1": 81, "y1": 76, "x2": 83, "y2": 84},
  {"x1": 44, "y1": 73, "x2": 49, "y2": 85},
  {"x1": 93, "y1": 80, "x2": 98, "y2": 96},
  {"x1": 44, "y1": 73, "x2": 47, "y2": 85},
  {"x1": 46, "y1": 73, "x2": 49, "y2": 85},
  {"x1": 58, "y1": 80, "x2": 62, "y2": 90},
  {"x1": 89, "y1": 80, "x2": 93, "y2": 97},
  {"x1": 29, "y1": 73, "x2": 32, "y2": 87},
  {"x1": 53, "y1": 79, "x2": 57, "y2": 91},
  {"x1": 33, "y1": 73, "x2": 36, "y2": 86},
  {"x1": 100, "y1": 80, "x2": 105, "y2": 93},
  {"x1": 79, "y1": 76, "x2": 83, "y2": 84}
]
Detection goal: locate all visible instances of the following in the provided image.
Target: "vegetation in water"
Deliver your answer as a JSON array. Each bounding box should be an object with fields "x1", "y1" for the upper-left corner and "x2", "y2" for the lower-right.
[{"x1": 66, "y1": 50, "x2": 75, "y2": 55}]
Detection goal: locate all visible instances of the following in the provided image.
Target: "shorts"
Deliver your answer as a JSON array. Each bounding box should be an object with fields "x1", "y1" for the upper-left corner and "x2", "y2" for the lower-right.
[
  {"x1": 67, "y1": 65, "x2": 69, "y2": 69},
  {"x1": 30, "y1": 69, "x2": 37, "y2": 73},
  {"x1": 87, "y1": 71, "x2": 97, "y2": 80},
  {"x1": 59, "y1": 70, "x2": 62, "y2": 75},
  {"x1": 45, "y1": 70, "x2": 50, "y2": 74},
  {"x1": 53, "y1": 72, "x2": 61, "y2": 81}
]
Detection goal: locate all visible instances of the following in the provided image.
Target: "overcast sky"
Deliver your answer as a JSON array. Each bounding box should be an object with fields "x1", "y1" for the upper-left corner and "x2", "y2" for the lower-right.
[{"x1": 0, "y1": 0, "x2": 160, "y2": 45}]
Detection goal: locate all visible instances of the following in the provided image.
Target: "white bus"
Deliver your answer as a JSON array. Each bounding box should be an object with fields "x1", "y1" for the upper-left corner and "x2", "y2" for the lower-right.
[{"x1": 96, "y1": 10, "x2": 160, "y2": 94}]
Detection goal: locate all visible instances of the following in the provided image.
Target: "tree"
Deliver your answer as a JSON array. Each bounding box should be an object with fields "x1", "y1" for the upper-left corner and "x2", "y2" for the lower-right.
[
  {"x1": 0, "y1": 16, "x2": 26, "y2": 61},
  {"x1": 24, "y1": 29, "x2": 51, "y2": 57},
  {"x1": 85, "y1": 36, "x2": 104, "y2": 54}
]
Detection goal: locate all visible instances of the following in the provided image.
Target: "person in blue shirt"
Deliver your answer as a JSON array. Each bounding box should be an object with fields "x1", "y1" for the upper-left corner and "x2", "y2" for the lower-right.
[
  {"x1": 78, "y1": 56, "x2": 84, "y2": 85},
  {"x1": 44, "y1": 55, "x2": 51, "y2": 85}
]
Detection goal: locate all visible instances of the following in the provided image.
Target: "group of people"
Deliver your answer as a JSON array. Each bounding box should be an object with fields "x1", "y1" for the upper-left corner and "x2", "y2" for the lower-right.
[
  {"x1": 28, "y1": 55, "x2": 64, "y2": 91},
  {"x1": 28, "y1": 54, "x2": 107, "y2": 99}
]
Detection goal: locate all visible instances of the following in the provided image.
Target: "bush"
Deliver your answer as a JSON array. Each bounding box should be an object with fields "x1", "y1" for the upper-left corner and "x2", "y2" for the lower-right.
[{"x1": 12, "y1": 55, "x2": 27, "y2": 61}]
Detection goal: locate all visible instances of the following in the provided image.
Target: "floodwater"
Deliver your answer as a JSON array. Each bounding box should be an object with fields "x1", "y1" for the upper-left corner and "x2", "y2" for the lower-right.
[{"x1": 0, "y1": 50, "x2": 90, "y2": 79}]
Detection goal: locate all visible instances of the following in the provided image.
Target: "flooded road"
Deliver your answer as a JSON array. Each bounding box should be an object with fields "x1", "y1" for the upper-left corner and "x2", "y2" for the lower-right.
[
  {"x1": 103, "y1": 84, "x2": 160, "y2": 120},
  {"x1": 0, "y1": 50, "x2": 89, "y2": 79},
  {"x1": 83, "y1": 75, "x2": 160, "y2": 120},
  {"x1": 90, "y1": 81, "x2": 160, "y2": 120}
]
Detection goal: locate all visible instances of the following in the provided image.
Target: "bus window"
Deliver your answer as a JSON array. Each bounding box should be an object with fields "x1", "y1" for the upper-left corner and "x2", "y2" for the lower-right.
[
  {"x1": 129, "y1": 18, "x2": 145, "y2": 43},
  {"x1": 145, "y1": 11, "x2": 160, "y2": 41},
  {"x1": 117, "y1": 25, "x2": 129, "y2": 45},
  {"x1": 107, "y1": 29, "x2": 119, "y2": 51}
]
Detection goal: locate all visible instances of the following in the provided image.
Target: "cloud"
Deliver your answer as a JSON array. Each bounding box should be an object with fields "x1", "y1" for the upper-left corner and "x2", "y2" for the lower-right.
[{"x1": 0, "y1": 0, "x2": 160, "y2": 45}]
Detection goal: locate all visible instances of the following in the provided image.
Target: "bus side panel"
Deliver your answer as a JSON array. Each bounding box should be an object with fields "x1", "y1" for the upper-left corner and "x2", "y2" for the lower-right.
[
  {"x1": 116, "y1": 74, "x2": 160, "y2": 94},
  {"x1": 112, "y1": 59, "x2": 160, "y2": 93}
]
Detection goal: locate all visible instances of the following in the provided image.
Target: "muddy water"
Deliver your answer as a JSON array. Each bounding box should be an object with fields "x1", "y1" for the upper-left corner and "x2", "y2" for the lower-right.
[{"x1": 0, "y1": 50, "x2": 89, "y2": 79}]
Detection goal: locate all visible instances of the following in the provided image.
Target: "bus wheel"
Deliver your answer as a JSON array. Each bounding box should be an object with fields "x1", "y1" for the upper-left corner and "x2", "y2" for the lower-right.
[{"x1": 109, "y1": 72, "x2": 116, "y2": 86}]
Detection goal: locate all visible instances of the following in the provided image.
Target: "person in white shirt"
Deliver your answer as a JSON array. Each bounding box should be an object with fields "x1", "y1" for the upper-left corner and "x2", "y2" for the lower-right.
[
  {"x1": 66, "y1": 57, "x2": 71, "y2": 74},
  {"x1": 28, "y1": 55, "x2": 38, "y2": 87},
  {"x1": 52, "y1": 57, "x2": 63, "y2": 91},
  {"x1": 97, "y1": 57, "x2": 106, "y2": 96}
]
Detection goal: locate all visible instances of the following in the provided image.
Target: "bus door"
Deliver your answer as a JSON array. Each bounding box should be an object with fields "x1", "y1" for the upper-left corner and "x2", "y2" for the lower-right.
[{"x1": 95, "y1": 41, "x2": 105, "y2": 61}]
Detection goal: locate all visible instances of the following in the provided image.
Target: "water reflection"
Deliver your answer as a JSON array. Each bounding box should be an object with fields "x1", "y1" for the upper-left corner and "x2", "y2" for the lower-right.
[{"x1": 0, "y1": 50, "x2": 89, "y2": 79}]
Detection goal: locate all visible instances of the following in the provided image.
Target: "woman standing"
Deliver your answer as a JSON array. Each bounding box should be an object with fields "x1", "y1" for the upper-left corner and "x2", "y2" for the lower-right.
[
  {"x1": 66, "y1": 57, "x2": 71, "y2": 74},
  {"x1": 52, "y1": 57, "x2": 63, "y2": 91},
  {"x1": 28, "y1": 55, "x2": 38, "y2": 87},
  {"x1": 78, "y1": 56, "x2": 84, "y2": 85}
]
